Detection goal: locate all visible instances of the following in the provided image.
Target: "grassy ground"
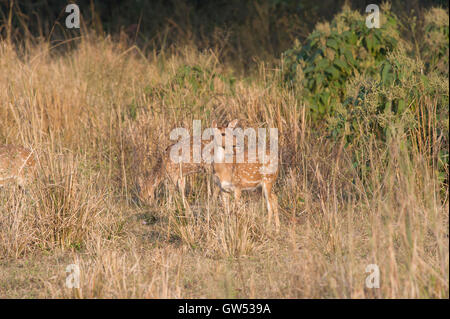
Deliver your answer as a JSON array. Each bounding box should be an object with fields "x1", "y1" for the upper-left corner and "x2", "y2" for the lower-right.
[{"x1": 0, "y1": 13, "x2": 448, "y2": 297}]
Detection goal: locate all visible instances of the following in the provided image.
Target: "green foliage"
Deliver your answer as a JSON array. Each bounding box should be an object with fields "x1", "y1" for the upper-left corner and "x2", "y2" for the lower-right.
[
  {"x1": 329, "y1": 49, "x2": 448, "y2": 189},
  {"x1": 422, "y1": 8, "x2": 449, "y2": 74},
  {"x1": 330, "y1": 49, "x2": 448, "y2": 141},
  {"x1": 283, "y1": 5, "x2": 449, "y2": 188},
  {"x1": 283, "y1": 5, "x2": 398, "y2": 119}
]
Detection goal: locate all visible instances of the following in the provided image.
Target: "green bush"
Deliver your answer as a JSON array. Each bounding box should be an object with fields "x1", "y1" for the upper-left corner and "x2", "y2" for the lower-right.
[
  {"x1": 283, "y1": 4, "x2": 449, "y2": 188},
  {"x1": 329, "y1": 49, "x2": 449, "y2": 144},
  {"x1": 283, "y1": 4, "x2": 398, "y2": 120}
]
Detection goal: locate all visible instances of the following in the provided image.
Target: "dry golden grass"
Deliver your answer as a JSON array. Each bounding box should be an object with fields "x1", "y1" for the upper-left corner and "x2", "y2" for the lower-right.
[{"x1": 0, "y1": 32, "x2": 448, "y2": 298}]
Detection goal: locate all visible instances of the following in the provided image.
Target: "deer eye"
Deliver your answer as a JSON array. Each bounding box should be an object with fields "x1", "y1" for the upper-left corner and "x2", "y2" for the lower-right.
[{"x1": 221, "y1": 133, "x2": 226, "y2": 136}]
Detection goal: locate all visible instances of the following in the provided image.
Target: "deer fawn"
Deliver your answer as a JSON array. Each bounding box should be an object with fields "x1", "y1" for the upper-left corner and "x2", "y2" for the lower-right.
[
  {"x1": 0, "y1": 144, "x2": 36, "y2": 188},
  {"x1": 211, "y1": 120, "x2": 280, "y2": 230}
]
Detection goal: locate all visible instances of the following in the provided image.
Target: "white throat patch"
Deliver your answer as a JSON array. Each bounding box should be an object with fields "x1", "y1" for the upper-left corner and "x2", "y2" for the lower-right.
[{"x1": 214, "y1": 146, "x2": 225, "y2": 163}]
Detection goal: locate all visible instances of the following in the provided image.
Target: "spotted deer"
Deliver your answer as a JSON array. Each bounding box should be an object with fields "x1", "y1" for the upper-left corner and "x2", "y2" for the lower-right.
[
  {"x1": 137, "y1": 137, "x2": 217, "y2": 206},
  {"x1": 211, "y1": 120, "x2": 280, "y2": 230},
  {"x1": 0, "y1": 144, "x2": 36, "y2": 188}
]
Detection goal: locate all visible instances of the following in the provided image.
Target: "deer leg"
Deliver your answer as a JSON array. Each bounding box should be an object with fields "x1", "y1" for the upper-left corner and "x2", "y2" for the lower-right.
[
  {"x1": 233, "y1": 188, "x2": 241, "y2": 210},
  {"x1": 207, "y1": 171, "x2": 220, "y2": 200},
  {"x1": 166, "y1": 171, "x2": 177, "y2": 203},
  {"x1": 263, "y1": 182, "x2": 279, "y2": 231},
  {"x1": 212, "y1": 184, "x2": 220, "y2": 200},
  {"x1": 221, "y1": 191, "x2": 230, "y2": 213},
  {"x1": 177, "y1": 176, "x2": 189, "y2": 210},
  {"x1": 146, "y1": 172, "x2": 163, "y2": 204},
  {"x1": 271, "y1": 193, "x2": 280, "y2": 231},
  {"x1": 262, "y1": 183, "x2": 272, "y2": 226}
]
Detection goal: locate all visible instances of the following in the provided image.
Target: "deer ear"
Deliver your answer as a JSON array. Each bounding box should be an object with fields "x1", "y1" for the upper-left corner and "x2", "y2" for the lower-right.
[
  {"x1": 211, "y1": 120, "x2": 217, "y2": 128},
  {"x1": 228, "y1": 119, "x2": 238, "y2": 128}
]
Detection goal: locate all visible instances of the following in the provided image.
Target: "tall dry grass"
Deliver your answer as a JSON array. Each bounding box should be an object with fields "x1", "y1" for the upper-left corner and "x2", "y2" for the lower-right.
[{"x1": 0, "y1": 26, "x2": 448, "y2": 298}]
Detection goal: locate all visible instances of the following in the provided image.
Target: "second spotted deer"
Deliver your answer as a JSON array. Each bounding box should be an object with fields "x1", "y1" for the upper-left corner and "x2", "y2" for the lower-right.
[{"x1": 138, "y1": 137, "x2": 216, "y2": 206}]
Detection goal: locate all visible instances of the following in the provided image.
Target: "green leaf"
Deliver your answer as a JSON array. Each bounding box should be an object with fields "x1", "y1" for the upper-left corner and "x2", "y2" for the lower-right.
[
  {"x1": 326, "y1": 38, "x2": 339, "y2": 50},
  {"x1": 325, "y1": 66, "x2": 339, "y2": 79},
  {"x1": 381, "y1": 62, "x2": 392, "y2": 85},
  {"x1": 364, "y1": 36, "x2": 373, "y2": 53},
  {"x1": 315, "y1": 74, "x2": 325, "y2": 88},
  {"x1": 318, "y1": 103, "x2": 325, "y2": 114},
  {"x1": 343, "y1": 49, "x2": 357, "y2": 67},
  {"x1": 333, "y1": 58, "x2": 349, "y2": 71},
  {"x1": 304, "y1": 66, "x2": 315, "y2": 74},
  {"x1": 397, "y1": 99, "x2": 406, "y2": 114},
  {"x1": 315, "y1": 59, "x2": 329, "y2": 70},
  {"x1": 319, "y1": 91, "x2": 330, "y2": 105}
]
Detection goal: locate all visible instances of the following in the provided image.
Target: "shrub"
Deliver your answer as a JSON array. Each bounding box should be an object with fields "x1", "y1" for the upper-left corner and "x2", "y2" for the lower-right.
[
  {"x1": 283, "y1": 4, "x2": 448, "y2": 189},
  {"x1": 328, "y1": 49, "x2": 448, "y2": 190},
  {"x1": 283, "y1": 4, "x2": 399, "y2": 120}
]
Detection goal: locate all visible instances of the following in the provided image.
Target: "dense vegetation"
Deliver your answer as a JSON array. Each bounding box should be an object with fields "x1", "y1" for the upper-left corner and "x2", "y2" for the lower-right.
[{"x1": 283, "y1": 4, "x2": 448, "y2": 188}]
